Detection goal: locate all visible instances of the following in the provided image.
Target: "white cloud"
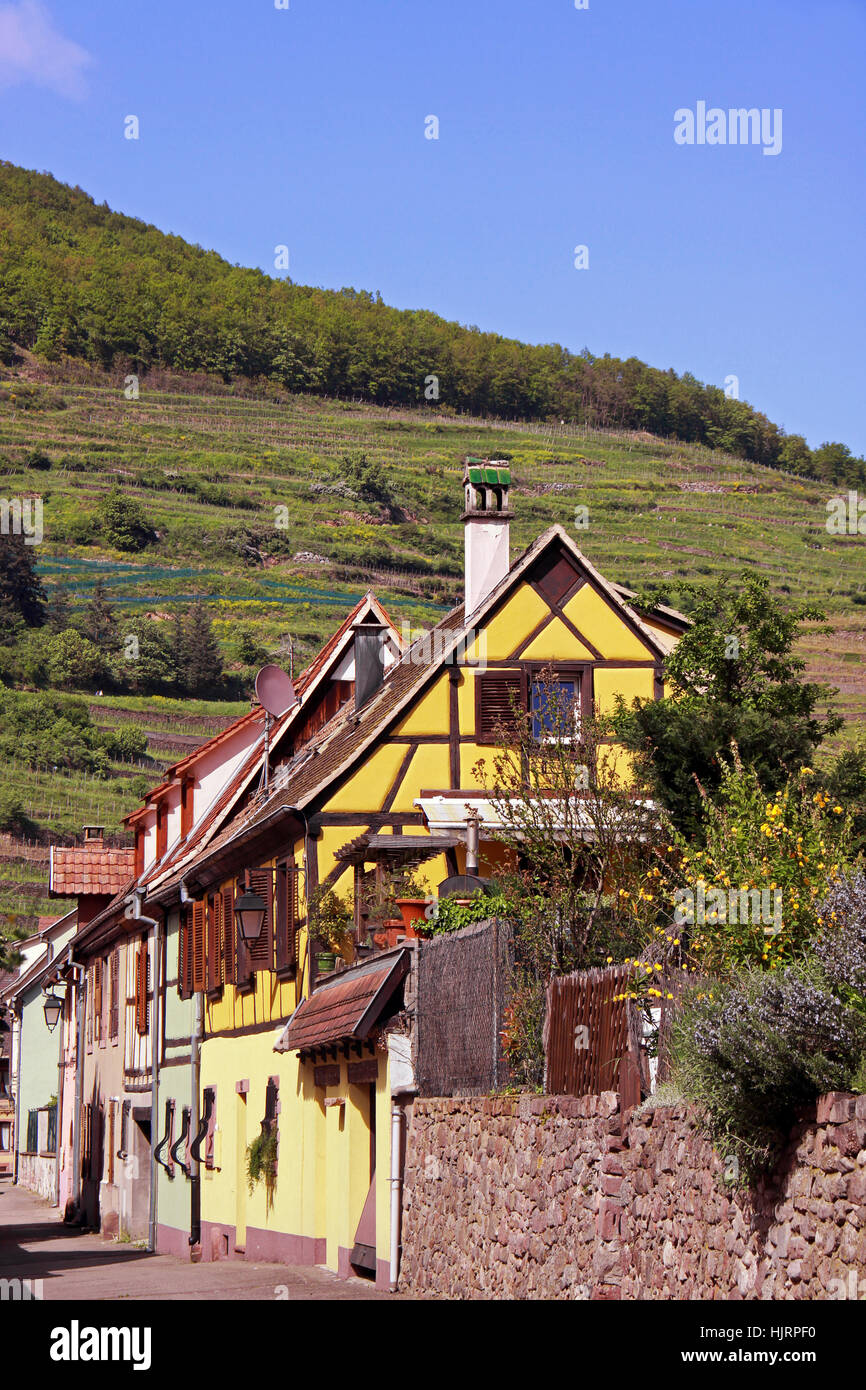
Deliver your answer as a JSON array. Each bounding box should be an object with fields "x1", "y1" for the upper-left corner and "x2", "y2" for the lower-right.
[{"x1": 0, "y1": 1, "x2": 93, "y2": 99}]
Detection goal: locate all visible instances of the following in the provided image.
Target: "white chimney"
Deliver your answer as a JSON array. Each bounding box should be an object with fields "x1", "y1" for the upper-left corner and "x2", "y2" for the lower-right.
[{"x1": 462, "y1": 457, "x2": 512, "y2": 616}]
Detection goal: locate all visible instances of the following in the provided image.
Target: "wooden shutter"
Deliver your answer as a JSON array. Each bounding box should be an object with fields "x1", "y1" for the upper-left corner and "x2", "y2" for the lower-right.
[
  {"x1": 192, "y1": 901, "x2": 206, "y2": 993},
  {"x1": 247, "y1": 869, "x2": 274, "y2": 975},
  {"x1": 206, "y1": 894, "x2": 225, "y2": 993},
  {"x1": 222, "y1": 884, "x2": 237, "y2": 984},
  {"x1": 94, "y1": 959, "x2": 103, "y2": 1043},
  {"x1": 274, "y1": 865, "x2": 299, "y2": 974},
  {"x1": 181, "y1": 777, "x2": 194, "y2": 838},
  {"x1": 178, "y1": 909, "x2": 193, "y2": 1000},
  {"x1": 475, "y1": 670, "x2": 526, "y2": 743},
  {"x1": 135, "y1": 940, "x2": 149, "y2": 1036},
  {"x1": 109, "y1": 950, "x2": 119, "y2": 1040},
  {"x1": 156, "y1": 802, "x2": 168, "y2": 859}
]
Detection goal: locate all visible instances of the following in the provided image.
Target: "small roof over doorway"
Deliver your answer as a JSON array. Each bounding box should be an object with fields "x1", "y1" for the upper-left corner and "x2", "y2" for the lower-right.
[{"x1": 274, "y1": 948, "x2": 409, "y2": 1055}]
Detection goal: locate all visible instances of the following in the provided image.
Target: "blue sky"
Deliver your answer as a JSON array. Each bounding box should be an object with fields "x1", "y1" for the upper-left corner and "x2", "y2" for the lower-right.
[{"x1": 1, "y1": 0, "x2": 864, "y2": 454}]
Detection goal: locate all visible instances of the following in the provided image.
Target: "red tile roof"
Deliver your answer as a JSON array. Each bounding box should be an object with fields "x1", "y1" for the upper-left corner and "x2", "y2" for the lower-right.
[
  {"x1": 276, "y1": 950, "x2": 409, "y2": 1053},
  {"x1": 50, "y1": 846, "x2": 136, "y2": 897}
]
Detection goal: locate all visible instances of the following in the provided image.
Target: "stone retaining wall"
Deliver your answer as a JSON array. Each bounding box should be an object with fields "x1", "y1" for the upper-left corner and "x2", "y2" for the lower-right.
[{"x1": 399, "y1": 1091, "x2": 866, "y2": 1300}]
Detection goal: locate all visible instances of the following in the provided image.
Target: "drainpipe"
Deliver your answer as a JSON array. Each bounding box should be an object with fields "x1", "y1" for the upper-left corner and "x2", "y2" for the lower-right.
[
  {"x1": 180, "y1": 879, "x2": 203, "y2": 1252},
  {"x1": 189, "y1": 991, "x2": 203, "y2": 1250},
  {"x1": 12, "y1": 999, "x2": 22, "y2": 1187},
  {"x1": 70, "y1": 966, "x2": 86, "y2": 1218},
  {"x1": 389, "y1": 1102, "x2": 404, "y2": 1292},
  {"x1": 125, "y1": 889, "x2": 162, "y2": 1254},
  {"x1": 54, "y1": 976, "x2": 66, "y2": 1209}
]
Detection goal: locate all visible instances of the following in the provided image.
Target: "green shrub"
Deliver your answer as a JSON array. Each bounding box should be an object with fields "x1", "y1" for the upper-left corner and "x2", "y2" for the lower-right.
[
  {"x1": 246, "y1": 1128, "x2": 278, "y2": 1195},
  {"x1": 104, "y1": 725, "x2": 148, "y2": 762},
  {"x1": 0, "y1": 787, "x2": 35, "y2": 835},
  {"x1": 420, "y1": 888, "x2": 510, "y2": 936},
  {"x1": 673, "y1": 960, "x2": 866, "y2": 1179}
]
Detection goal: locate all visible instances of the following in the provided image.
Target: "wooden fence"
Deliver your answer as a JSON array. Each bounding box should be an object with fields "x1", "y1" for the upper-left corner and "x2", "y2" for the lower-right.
[{"x1": 544, "y1": 964, "x2": 644, "y2": 1109}]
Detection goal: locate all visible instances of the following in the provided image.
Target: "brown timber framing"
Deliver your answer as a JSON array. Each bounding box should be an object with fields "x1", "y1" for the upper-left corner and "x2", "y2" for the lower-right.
[
  {"x1": 519, "y1": 584, "x2": 604, "y2": 662},
  {"x1": 381, "y1": 743, "x2": 418, "y2": 813},
  {"x1": 449, "y1": 669, "x2": 460, "y2": 788}
]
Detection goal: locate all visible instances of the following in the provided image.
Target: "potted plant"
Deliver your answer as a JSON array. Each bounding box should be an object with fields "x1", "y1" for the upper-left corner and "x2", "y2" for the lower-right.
[
  {"x1": 358, "y1": 875, "x2": 400, "y2": 949},
  {"x1": 394, "y1": 868, "x2": 433, "y2": 937},
  {"x1": 309, "y1": 887, "x2": 353, "y2": 972}
]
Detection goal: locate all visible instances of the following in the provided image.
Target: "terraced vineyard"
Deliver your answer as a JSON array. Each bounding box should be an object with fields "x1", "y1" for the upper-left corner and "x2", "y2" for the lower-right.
[{"x1": 0, "y1": 369, "x2": 863, "y2": 904}]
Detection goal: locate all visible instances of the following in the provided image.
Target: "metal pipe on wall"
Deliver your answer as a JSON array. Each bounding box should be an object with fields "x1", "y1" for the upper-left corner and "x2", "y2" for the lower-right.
[
  {"x1": 69, "y1": 966, "x2": 86, "y2": 1218},
  {"x1": 389, "y1": 1102, "x2": 404, "y2": 1292},
  {"x1": 189, "y1": 989, "x2": 203, "y2": 1249}
]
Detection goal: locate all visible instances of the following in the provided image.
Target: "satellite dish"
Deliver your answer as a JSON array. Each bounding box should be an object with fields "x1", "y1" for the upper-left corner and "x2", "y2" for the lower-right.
[{"x1": 255, "y1": 665, "x2": 298, "y2": 718}]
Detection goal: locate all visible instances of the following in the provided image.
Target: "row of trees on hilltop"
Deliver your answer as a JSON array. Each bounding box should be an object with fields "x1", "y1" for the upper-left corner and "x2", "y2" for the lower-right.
[{"x1": 0, "y1": 163, "x2": 863, "y2": 488}]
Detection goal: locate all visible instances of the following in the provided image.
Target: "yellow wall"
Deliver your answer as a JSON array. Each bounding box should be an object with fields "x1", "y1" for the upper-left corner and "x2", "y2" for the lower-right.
[
  {"x1": 200, "y1": 1032, "x2": 391, "y2": 1276},
  {"x1": 594, "y1": 666, "x2": 655, "y2": 713},
  {"x1": 563, "y1": 585, "x2": 653, "y2": 660}
]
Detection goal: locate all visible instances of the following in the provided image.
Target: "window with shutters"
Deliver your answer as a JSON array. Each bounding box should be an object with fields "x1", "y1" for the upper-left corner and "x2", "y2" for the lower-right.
[
  {"x1": 274, "y1": 863, "x2": 300, "y2": 976},
  {"x1": 135, "y1": 937, "x2": 149, "y2": 1036},
  {"x1": 205, "y1": 892, "x2": 225, "y2": 995},
  {"x1": 475, "y1": 670, "x2": 527, "y2": 744},
  {"x1": 246, "y1": 868, "x2": 274, "y2": 977},
  {"x1": 109, "y1": 950, "x2": 119, "y2": 1042},
  {"x1": 178, "y1": 909, "x2": 194, "y2": 1000},
  {"x1": 192, "y1": 901, "x2": 206, "y2": 993},
  {"x1": 86, "y1": 967, "x2": 93, "y2": 1051},
  {"x1": 203, "y1": 1086, "x2": 217, "y2": 1170}
]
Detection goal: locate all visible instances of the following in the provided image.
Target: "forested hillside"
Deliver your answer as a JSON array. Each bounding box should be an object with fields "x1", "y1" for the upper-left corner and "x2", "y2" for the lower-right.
[{"x1": 0, "y1": 161, "x2": 863, "y2": 488}]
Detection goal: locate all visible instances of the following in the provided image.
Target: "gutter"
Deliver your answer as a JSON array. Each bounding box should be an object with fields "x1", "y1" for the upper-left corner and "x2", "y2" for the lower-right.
[
  {"x1": 189, "y1": 990, "x2": 203, "y2": 1251},
  {"x1": 69, "y1": 966, "x2": 86, "y2": 1220},
  {"x1": 12, "y1": 997, "x2": 22, "y2": 1187},
  {"x1": 124, "y1": 889, "x2": 164, "y2": 1255}
]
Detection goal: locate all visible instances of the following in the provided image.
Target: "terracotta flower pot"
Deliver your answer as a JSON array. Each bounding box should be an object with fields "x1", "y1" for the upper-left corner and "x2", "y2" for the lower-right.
[
  {"x1": 395, "y1": 898, "x2": 427, "y2": 937},
  {"x1": 372, "y1": 920, "x2": 405, "y2": 950}
]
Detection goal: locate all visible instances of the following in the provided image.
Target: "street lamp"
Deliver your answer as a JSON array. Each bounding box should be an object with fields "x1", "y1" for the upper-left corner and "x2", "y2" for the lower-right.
[
  {"x1": 234, "y1": 889, "x2": 267, "y2": 942},
  {"x1": 43, "y1": 994, "x2": 63, "y2": 1031}
]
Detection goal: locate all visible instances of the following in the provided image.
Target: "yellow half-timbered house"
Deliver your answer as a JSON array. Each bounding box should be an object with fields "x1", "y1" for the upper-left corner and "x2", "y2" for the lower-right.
[{"x1": 148, "y1": 461, "x2": 687, "y2": 1287}]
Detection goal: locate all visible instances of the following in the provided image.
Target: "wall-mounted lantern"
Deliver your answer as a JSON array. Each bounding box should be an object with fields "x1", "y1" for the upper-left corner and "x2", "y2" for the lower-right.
[
  {"x1": 234, "y1": 889, "x2": 267, "y2": 942},
  {"x1": 43, "y1": 994, "x2": 64, "y2": 1031}
]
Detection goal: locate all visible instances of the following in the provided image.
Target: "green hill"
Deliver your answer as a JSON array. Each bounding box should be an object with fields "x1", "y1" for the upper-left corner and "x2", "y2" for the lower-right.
[
  {"x1": 0, "y1": 160, "x2": 863, "y2": 488},
  {"x1": 0, "y1": 162, "x2": 864, "y2": 931}
]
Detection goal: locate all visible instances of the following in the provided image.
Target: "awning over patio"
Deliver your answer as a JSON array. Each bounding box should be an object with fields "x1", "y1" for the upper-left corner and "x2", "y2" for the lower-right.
[
  {"x1": 415, "y1": 793, "x2": 656, "y2": 836},
  {"x1": 274, "y1": 948, "x2": 410, "y2": 1055},
  {"x1": 333, "y1": 830, "x2": 462, "y2": 868}
]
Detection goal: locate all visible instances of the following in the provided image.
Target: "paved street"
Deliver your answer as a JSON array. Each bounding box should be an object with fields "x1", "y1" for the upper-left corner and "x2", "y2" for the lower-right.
[{"x1": 0, "y1": 1180, "x2": 396, "y2": 1300}]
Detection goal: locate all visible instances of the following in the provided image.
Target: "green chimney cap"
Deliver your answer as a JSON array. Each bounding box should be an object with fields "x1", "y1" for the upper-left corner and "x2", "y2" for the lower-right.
[
  {"x1": 484, "y1": 467, "x2": 499, "y2": 484},
  {"x1": 497, "y1": 468, "x2": 511, "y2": 485},
  {"x1": 467, "y1": 466, "x2": 483, "y2": 484}
]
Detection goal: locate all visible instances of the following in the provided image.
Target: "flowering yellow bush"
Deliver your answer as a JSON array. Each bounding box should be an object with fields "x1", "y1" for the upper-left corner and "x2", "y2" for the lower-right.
[{"x1": 616, "y1": 762, "x2": 854, "y2": 979}]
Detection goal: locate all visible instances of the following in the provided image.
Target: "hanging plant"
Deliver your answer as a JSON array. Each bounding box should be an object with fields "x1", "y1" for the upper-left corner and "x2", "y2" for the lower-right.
[{"x1": 246, "y1": 1126, "x2": 278, "y2": 1196}]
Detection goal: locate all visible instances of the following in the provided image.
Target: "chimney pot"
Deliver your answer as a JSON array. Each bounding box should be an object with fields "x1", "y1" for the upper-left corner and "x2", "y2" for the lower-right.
[{"x1": 462, "y1": 457, "x2": 512, "y2": 615}]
